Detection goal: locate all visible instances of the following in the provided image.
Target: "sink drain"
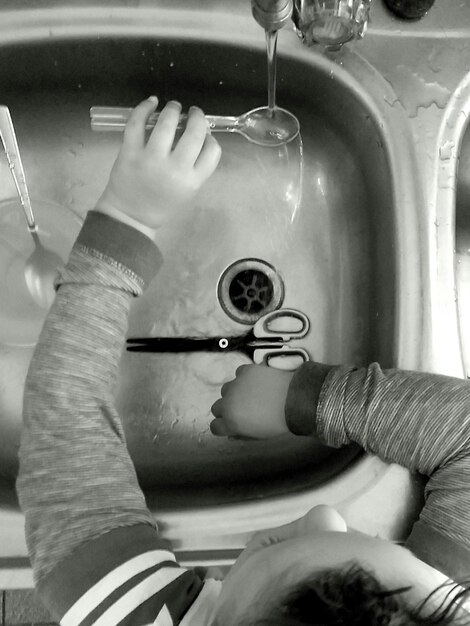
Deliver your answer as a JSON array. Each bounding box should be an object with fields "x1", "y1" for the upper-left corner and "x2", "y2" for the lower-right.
[{"x1": 217, "y1": 258, "x2": 285, "y2": 324}]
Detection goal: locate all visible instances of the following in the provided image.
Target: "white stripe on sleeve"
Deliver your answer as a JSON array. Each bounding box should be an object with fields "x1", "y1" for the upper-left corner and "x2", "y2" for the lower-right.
[
  {"x1": 91, "y1": 567, "x2": 186, "y2": 626},
  {"x1": 61, "y1": 550, "x2": 176, "y2": 626}
]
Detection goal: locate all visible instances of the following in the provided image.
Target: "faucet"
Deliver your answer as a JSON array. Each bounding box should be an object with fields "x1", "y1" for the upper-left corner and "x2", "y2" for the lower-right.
[
  {"x1": 251, "y1": 0, "x2": 294, "y2": 31},
  {"x1": 251, "y1": 0, "x2": 371, "y2": 49}
]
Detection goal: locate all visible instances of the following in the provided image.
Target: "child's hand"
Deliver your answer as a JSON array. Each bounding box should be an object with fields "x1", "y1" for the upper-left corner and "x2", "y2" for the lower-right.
[
  {"x1": 96, "y1": 96, "x2": 221, "y2": 238},
  {"x1": 210, "y1": 364, "x2": 294, "y2": 439}
]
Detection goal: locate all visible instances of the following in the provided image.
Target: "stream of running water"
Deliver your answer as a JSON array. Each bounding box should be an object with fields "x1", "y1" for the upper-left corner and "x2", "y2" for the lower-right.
[{"x1": 265, "y1": 29, "x2": 278, "y2": 116}]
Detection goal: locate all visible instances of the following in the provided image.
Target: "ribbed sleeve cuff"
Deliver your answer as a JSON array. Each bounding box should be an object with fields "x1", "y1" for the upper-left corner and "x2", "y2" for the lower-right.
[
  {"x1": 285, "y1": 361, "x2": 336, "y2": 436},
  {"x1": 75, "y1": 210, "x2": 162, "y2": 290}
]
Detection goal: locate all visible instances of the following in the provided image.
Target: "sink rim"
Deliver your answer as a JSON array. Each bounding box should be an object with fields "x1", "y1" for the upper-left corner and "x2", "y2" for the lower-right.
[{"x1": 436, "y1": 70, "x2": 470, "y2": 377}]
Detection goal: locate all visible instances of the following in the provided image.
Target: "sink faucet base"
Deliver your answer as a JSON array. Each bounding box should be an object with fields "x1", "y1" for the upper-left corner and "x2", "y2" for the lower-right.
[{"x1": 292, "y1": 0, "x2": 371, "y2": 48}]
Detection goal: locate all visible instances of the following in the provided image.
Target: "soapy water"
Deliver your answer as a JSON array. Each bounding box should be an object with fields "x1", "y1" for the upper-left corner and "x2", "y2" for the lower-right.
[
  {"x1": 119, "y1": 131, "x2": 304, "y2": 444},
  {"x1": 146, "y1": 133, "x2": 303, "y2": 335},
  {"x1": 114, "y1": 113, "x2": 372, "y2": 464}
]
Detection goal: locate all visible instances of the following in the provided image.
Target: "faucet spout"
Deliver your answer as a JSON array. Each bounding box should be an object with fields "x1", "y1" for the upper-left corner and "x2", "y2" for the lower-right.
[{"x1": 251, "y1": 0, "x2": 293, "y2": 31}]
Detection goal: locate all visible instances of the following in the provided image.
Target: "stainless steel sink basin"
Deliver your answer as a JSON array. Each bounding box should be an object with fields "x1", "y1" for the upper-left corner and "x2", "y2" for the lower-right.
[{"x1": 0, "y1": 6, "x2": 426, "y2": 557}]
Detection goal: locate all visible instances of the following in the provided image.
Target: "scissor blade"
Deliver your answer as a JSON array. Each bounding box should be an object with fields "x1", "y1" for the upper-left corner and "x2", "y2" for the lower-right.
[{"x1": 126, "y1": 337, "x2": 228, "y2": 353}]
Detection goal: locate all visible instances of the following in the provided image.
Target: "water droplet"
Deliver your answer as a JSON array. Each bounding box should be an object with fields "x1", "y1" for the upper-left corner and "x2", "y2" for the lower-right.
[
  {"x1": 393, "y1": 66, "x2": 451, "y2": 118},
  {"x1": 439, "y1": 140, "x2": 455, "y2": 160},
  {"x1": 383, "y1": 95, "x2": 401, "y2": 108}
]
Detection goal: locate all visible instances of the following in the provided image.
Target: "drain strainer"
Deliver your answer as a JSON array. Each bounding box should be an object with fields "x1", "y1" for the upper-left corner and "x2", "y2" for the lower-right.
[{"x1": 217, "y1": 258, "x2": 285, "y2": 324}]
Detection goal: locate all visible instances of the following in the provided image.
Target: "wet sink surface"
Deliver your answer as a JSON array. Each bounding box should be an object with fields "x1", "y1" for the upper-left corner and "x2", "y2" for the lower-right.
[{"x1": 0, "y1": 37, "x2": 399, "y2": 510}]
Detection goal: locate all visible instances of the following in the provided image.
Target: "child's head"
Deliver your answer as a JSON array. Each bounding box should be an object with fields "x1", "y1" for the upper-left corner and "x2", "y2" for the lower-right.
[
  {"x1": 224, "y1": 564, "x2": 469, "y2": 625},
  {"x1": 212, "y1": 505, "x2": 470, "y2": 625}
]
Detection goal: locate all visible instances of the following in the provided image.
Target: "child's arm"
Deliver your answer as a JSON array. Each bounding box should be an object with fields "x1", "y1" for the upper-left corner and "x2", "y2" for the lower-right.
[
  {"x1": 211, "y1": 362, "x2": 470, "y2": 581},
  {"x1": 16, "y1": 97, "x2": 221, "y2": 625}
]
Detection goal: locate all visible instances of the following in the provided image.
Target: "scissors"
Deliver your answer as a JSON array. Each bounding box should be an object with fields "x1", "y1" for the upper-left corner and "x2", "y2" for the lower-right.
[{"x1": 126, "y1": 308, "x2": 310, "y2": 367}]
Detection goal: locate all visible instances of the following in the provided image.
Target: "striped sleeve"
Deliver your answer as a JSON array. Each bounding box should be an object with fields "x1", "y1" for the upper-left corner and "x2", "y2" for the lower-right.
[
  {"x1": 16, "y1": 211, "x2": 206, "y2": 624},
  {"x1": 315, "y1": 363, "x2": 470, "y2": 581},
  {"x1": 40, "y1": 525, "x2": 203, "y2": 626}
]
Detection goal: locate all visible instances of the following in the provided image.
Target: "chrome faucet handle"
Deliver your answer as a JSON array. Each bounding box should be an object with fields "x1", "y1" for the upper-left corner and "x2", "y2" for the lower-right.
[{"x1": 292, "y1": 0, "x2": 371, "y2": 49}]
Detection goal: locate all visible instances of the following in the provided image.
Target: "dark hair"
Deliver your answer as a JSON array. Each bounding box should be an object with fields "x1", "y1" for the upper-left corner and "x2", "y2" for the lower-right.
[{"x1": 243, "y1": 562, "x2": 470, "y2": 625}]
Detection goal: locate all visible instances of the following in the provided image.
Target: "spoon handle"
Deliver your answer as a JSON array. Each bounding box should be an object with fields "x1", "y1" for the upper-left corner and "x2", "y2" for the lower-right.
[
  {"x1": 0, "y1": 105, "x2": 36, "y2": 232},
  {"x1": 90, "y1": 106, "x2": 240, "y2": 133}
]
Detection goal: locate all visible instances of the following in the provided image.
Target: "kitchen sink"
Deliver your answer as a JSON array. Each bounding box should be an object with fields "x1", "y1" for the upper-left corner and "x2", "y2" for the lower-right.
[{"x1": 0, "y1": 6, "x2": 426, "y2": 558}]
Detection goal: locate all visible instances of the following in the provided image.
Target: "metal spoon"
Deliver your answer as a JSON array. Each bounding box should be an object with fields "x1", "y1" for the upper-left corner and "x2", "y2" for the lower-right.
[
  {"x1": 0, "y1": 106, "x2": 63, "y2": 309},
  {"x1": 90, "y1": 105, "x2": 300, "y2": 147}
]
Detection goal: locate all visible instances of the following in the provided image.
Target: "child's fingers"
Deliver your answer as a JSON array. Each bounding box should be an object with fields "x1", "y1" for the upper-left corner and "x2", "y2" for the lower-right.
[
  {"x1": 209, "y1": 416, "x2": 233, "y2": 437},
  {"x1": 211, "y1": 398, "x2": 223, "y2": 418},
  {"x1": 123, "y1": 96, "x2": 159, "y2": 153},
  {"x1": 193, "y1": 134, "x2": 222, "y2": 181},
  {"x1": 172, "y1": 106, "x2": 208, "y2": 166},
  {"x1": 146, "y1": 100, "x2": 182, "y2": 156}
]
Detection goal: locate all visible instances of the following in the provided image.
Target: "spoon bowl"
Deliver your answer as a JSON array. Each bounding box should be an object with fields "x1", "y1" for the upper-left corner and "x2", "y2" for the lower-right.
[
  {"x1": 24, "y1": 231, "x2": 64, "y2": 309},
  {"x1": 236, "y1": 106, "x2": 300, "y2": 147},
  {"x1": 0, "y1": 198, "x2": 82, "y2": 347}
]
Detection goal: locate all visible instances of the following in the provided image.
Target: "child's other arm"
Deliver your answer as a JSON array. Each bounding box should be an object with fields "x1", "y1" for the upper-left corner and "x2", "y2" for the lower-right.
[
  {"x1": 286, "y1": 361, "x2": 470, "y2": 581},
  {"x1": 16, "y1": 97, "x2": 221, "y2": 625},
  {"x1": 211, "y1": 361, "x2": 470, "y2": 580}
]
